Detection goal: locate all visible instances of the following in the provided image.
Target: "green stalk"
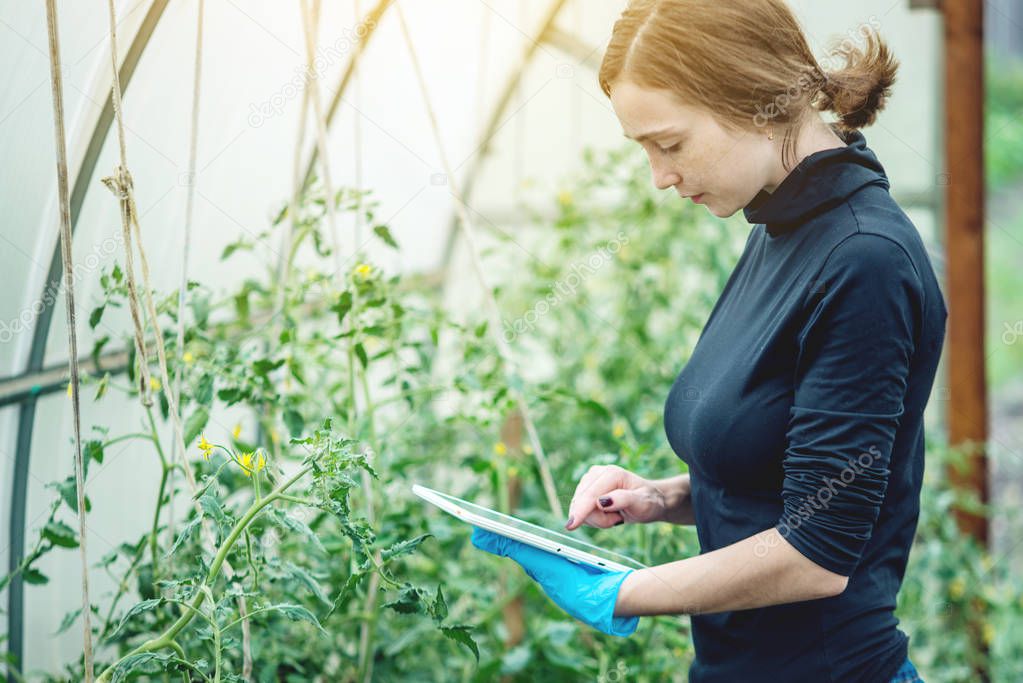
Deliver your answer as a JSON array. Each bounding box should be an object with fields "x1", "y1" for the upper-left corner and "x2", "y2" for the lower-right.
[
  {"x1": 150, "y1": 465, "x2": 169, "y2": 577},
  {"x1": 102, "y1": 432, "x2": 156, "y2": 448},
  {"x1": 96, "y1": 463, "x2": 312, "y2": 683}
]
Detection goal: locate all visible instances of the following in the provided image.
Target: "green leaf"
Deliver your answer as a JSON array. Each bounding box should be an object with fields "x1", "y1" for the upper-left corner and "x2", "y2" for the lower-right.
[
  {"x1": 440, "y1": 625, "x2": 479, "y2": 662},
  {"x1": 283, "y1": 408, "x2": 305, "y2": 438},
  {"x1": 158, "y1": 389, "x2": 169, "y2": 419},
  {"x1": 380, "y1": 533, "x2": 431, "y2": 562},
  {"x1": 384, "y1": 584, "x2": 424, "y2": 615},
  {"x1": 267, "y1": 603, "x2": 326, "y2": 633},
  {"x1": 183, "y1": 407, "x2": 210, "y2": 447},
  {"x1": 51, "y1": 476, "x2": 90, "y2": 514},
  {"x1": 107, "y1": 598, "x2": 163, "y2": 641},
  {"x1": 89, "y1": 305, "x2": 105, "y2": 329},
  {"x1": 167, "y1": 516, "x2": 202, "y2": 557},
  {"x1": 93, "y1": 372, "x2": 109, "y2": 400},
  {"x1": 331, "y1": 291, "x2": 353, "y2": 325},
  {"x1": 42, "y1": 521, "x2": 78, "y2": 548},
  {"x1": 221, "y1": 238, "x2": 253, "y2": 261},
  {"x1": 354, "y1": 343, "x2": 368, "y2": 369},
  {"x1": 373, "y1": 224, "x2": 399, "y2": 249},
  {"x1": 84, "y1": 439, "x2": 104, "y2": 466},
  {"x1": 53, "y1": 607, "x2": 82, "y2": 635},
  {"x1": 269, "y1": 509, "x2": 325, "y2": 554},
  {"x1": 252, "y1": 358, "x2": 285, "y2": 376},
  {"x1": 327, "y1": 572, "x2": 363, "y2": 617},
  {"x1": 195, "y1": 374, "x2": 214, "y2": 405},
  {"x1": 199, "y1": 492, "x2": 228, "y2": 526},
  {"x1": 429, "y1": 584, "x2": 448, "y2": 623},
  {"x1": 109, "y1": 651, "x2": 174, "y2": 683},
  {"x1": 22, "y1": 567, "x2": 48, "y2": 585},
  {"x1": 283, "y1": 562, "x2": 332, "y2": 607}
]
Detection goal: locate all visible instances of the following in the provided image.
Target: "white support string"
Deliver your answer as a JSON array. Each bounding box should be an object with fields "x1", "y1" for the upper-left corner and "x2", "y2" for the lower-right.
[
  {"x1": 354, "y1": 0, "x2": 365, "y2": 247},
  {"x1": 300, "y1": 0, "x2": 344, "y2": 273},
  {"x1": 43, "y1": 1, "x2": 95, "y2": 678}
]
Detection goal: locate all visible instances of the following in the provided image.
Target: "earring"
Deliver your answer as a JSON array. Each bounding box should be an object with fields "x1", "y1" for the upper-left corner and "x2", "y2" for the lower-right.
[{"x1": 768, "y1": 130, "x2": 775, "y2": 141}]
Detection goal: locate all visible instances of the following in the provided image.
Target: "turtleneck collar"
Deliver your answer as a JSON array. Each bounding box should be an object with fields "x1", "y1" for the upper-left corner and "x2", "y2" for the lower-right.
[{"x1": 742, "y1": 126, "x2": 890, "y2": 237}]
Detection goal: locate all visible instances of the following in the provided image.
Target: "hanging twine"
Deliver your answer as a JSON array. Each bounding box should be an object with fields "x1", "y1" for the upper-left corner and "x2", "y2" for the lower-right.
[
  {"x1": 394, "y1": 0, "x2": 563, "y2": 519},
  {"x1": 100, "y1": 165, "x2": 153, "y2": 405},
  {"x1": 300, "y1": 0, "x2": 344, "y2": 273},
  {"x1": 44, "y1": 0, "x2": 95, "y2": 678}
]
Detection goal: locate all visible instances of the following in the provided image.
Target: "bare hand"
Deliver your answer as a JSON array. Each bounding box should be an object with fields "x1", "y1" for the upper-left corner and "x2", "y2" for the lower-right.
[{"x1": 564, "y1": 465, "x2": 667, "y2": 531}]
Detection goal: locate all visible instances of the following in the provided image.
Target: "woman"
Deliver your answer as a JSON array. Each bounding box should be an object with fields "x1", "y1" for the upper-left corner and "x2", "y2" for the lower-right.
[{"x1": 471, "y1": 1, "x2": 946, "y2": 682}]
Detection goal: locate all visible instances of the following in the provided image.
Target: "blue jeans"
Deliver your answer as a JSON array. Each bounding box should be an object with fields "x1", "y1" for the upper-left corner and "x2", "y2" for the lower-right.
[{"x1": 889, "y1": 658, "x2": 924, "y2": 683}]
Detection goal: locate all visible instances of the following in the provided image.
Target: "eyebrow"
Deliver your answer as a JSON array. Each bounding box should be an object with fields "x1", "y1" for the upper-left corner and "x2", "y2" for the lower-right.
[{"x1": 623, "y1": 127, "x2": 681, "y2": 142}]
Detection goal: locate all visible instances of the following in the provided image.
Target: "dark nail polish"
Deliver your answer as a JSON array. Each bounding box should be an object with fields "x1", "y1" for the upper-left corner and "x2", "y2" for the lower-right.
[
  {"x1": 614, "y1": 520, "x2": 625, "y2": 526},
  {"x1": 565, "y1": 515, "x2": 574, "y2": 529},
  {"x1": 598, "y1": 497, "x2": 612, "y2": 508}
]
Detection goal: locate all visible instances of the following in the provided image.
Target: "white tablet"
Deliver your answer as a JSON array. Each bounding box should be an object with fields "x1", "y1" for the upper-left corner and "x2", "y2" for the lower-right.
[{"x1": 412, "y1": 484, "x2": 647, "y2": 573}]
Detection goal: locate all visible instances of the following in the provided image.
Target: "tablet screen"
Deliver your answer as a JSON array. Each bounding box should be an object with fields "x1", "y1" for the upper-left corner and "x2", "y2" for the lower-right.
[{"x1": 427, "y1": 487, "x2": 646, "y2": 570}]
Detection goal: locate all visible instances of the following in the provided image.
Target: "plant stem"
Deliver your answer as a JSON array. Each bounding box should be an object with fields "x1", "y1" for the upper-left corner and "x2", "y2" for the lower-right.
[
  {"x1": 102, "y1": 432, "x2": 156, "y2": 448},
  {"x1": 150, "y1": 464, "x2": 170, "y2": 577}
]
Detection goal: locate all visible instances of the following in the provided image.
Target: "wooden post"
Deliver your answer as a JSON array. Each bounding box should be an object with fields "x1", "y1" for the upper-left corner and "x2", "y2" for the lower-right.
[
  {"x1": 943, "y1": 0, "x2": 990, "y2": 546},
  {"x1": 943, "y1": 1, "x2": 990, "y2": 679}
]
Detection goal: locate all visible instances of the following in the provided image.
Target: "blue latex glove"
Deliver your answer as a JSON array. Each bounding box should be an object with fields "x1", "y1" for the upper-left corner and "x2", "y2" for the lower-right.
[{"x1": 470, "y1": 526, "x2": 640, "y2": 637}]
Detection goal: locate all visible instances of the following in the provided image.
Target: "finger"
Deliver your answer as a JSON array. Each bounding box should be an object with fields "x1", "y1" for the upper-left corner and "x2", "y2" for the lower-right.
[
  {"x1": 566, "y1": 466, "x2": 625, "y2": 530},
  {"x1": 581, "y1": 507, "x2": 625, "y2": 529},
  {"x1": 593, "y1": 488, "x2": 639, "y2": 514}
]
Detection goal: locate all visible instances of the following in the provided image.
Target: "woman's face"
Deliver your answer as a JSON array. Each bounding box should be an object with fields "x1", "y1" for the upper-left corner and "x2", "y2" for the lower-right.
[{"x1": 609, "y1": 79, "x2": 776, "y2": 218}]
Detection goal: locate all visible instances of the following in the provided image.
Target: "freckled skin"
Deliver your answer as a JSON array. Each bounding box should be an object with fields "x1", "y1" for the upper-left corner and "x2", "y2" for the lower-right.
[{"x1": 609, "y1": 80, "x2": 845, "y2": 217}]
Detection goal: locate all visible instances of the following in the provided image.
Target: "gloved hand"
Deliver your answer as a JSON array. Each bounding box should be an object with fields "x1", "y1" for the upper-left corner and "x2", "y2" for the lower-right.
[{"x1": 470, "y1": 526, "x2": 640, "y2": 637}]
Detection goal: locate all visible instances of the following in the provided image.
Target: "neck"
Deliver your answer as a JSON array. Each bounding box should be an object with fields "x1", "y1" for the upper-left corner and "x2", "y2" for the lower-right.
[{"x1": 761, "y1": 120, "x2": 847, "y2": 194}]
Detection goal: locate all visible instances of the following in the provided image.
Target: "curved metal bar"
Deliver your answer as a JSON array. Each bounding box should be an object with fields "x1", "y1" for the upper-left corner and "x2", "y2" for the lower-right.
[{"x1": 6, "y1": 1, "x2": 169, "y2": 677}]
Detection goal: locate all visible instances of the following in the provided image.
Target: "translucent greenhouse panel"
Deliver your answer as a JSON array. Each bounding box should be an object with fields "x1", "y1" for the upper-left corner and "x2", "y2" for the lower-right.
[
  {"x1": 0, "y1": 1, "x2": 128, "y2": 377},
  {"x1": 792, "y1": 0, "x2": 943, "y2": 194}
]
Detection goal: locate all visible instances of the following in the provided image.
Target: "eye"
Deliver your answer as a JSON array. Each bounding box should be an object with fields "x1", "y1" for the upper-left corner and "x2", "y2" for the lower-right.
[{"x1": 658, "y1": 142, "x2": 683, "y2": 155}]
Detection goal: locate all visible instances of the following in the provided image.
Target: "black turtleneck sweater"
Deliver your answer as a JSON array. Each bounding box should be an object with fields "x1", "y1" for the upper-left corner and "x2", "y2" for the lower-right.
[{"x1": 663, "y1": 128, "x2": 947, "y2": 683}]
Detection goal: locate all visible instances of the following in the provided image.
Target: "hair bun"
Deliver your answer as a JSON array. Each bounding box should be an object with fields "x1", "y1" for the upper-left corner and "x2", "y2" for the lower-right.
[{"x1": 817, "y1": 31, "x2": 899, "y2": 131}]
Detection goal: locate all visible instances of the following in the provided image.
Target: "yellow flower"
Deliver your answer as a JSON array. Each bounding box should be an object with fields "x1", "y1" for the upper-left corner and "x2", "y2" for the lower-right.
[
  {"x1": 232, "y1": 423, "x2": 242, "y2": 440},
  {"x1": 948, "y1": 577, "x2": 966, "y2": 600},
  {"x1": 557, "y1": 189, "x2": 573, "y2": 206},
  {"x1": 149, "y1": 377, "x2": 162, "y2": 392},
  {"x1": 522, "y1": 444, "x2": 533, "y2": 455},
  {"x1": 197, "y1": 434, "x2": 214, "y2": 461},
  {"x1": 354, "y1": 263, "x2": 373, "y2": 280},
  {"x1": 982, "y1": 621, "x2": 995, "y2": 646},
  {"x1": 183, "y1": 351, "x2": 195, "y2": 364},
  {"x1": 507, "y1": 465, "x2": 519, "y2": 478},
  {"x1": 493, "y1": 442, "x2": 508, "y2": 456},
  {"x1": 612, "y1": 422, "x2": 626, "y2": 439},
  {"x1": 239, "y1": 450, "x2": 266, "y2": 477}
]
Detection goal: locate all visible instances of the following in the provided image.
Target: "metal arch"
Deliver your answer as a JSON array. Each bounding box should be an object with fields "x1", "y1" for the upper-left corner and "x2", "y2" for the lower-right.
[{"x1": 6, "y1": 1, "x2": 169, "y2": 676}]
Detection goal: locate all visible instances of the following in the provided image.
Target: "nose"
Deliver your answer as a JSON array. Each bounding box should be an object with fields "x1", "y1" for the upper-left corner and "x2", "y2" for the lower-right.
[{"x1": 648, "y1": 153, "x2": 682, "y2": 191}]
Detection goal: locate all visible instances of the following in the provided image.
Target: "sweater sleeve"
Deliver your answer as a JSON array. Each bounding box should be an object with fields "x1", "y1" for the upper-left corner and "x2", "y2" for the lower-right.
[{"x1": 775, "y1": 232, "x2": 922, "y2": 576}]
